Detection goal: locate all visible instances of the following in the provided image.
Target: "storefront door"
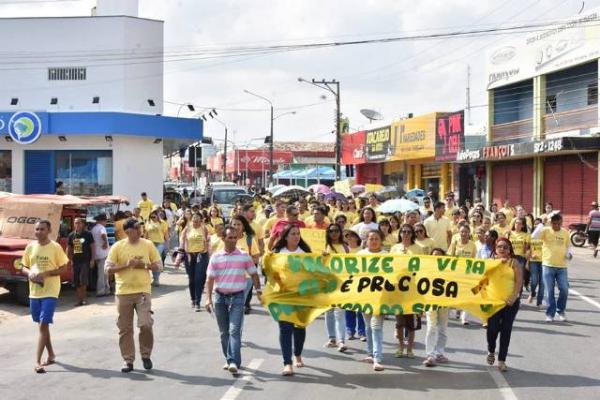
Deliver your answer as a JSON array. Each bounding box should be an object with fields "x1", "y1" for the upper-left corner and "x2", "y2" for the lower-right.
[
  {"x1": 491, "y1": 160, "x2": 534, "y2": 211},
  {"x1": 25, "y1": 151, "x2": 55, "y2": 194}
]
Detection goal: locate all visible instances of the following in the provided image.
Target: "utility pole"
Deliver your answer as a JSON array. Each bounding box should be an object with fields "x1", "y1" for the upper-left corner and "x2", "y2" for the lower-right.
[{"x1": 466, "y1": 65, "x2": 471, "y2": 126}]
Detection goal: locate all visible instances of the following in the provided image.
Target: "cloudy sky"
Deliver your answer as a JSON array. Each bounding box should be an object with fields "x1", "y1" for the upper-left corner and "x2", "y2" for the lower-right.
[{"x1": 0, "y1": 0, "x2": 595, "y2": 145}]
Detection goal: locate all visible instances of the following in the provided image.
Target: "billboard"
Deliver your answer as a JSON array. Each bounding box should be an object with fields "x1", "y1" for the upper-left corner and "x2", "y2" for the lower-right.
[
  {"x1": 365, "y1": 126, "x2": 391, "y2": 162},
  {"x1": 226, "y1": 150, "x2": 293, "y2": 173},
  {"x1": 390, "y1": 113, "x2": 436, "y2": 161},
  {"x1": 435, "y1": 111, "x2": 465, "y2": 161},
  {"x1": 486, "y1": 8, "x2": 600, "y2": 89},
  {"x1": 341, "y1": 131, "x2": 366, "y2": 165}
]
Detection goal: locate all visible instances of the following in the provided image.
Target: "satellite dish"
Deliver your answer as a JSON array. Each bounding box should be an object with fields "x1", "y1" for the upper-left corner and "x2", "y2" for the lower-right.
[{"x1": 360, "y1": 109, "x2": 384, "y2": 123}]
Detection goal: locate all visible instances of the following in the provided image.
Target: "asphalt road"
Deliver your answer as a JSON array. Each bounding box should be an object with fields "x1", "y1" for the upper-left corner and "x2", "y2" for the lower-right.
[{"x1": 1, "y1": 248, "x2": 599, "y2": 400}]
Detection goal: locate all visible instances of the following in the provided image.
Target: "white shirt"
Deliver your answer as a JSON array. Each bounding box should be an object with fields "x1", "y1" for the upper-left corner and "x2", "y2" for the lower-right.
[
  {"x1": 352, "y1": 222, "x2": 380, "y2": 241},
  {"x1": 91, "y1": 224, "x2": 109, "y2": 259},
  {"x1": 278, "y1": 247, "x2": 305, "y2": 254}
]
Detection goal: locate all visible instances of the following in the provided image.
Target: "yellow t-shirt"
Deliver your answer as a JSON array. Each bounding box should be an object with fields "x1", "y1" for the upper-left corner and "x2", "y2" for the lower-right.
[
  {"x1": 137, "y1": 199, "x2": 154, "y2": 221},
  {"x1": 115, "y1": 219, "x2": 126, "y2": 241},
  {"x1": 263, "y1": 216, "x2": 283, "y2": 237},
  {"x1": 424, "y1": 216, "x2": 452, "y2": 251},
  {"x1": 530, "y1": 239, "x2": 543, "y2": 262},
  {"x1": 390, "y1": 243, "x2": 424, "y2": 255},
  {"x1": 492, "y1": 224, "x2": 511, "y2": 238},
  {"x1": 509, "y1": 231, "x2": 530, "y2": 257},
  {"x1": 415, "y1": 237, "x2": 436, "y2": 255},
  {"x1": 209, "y1": 235, "x2": 223, "y2": 255},
  {"x1": 107, "y1": 239, "x2": 161, "y2": 295},
  {"x1": 21, "y1": 241, "x2": 69, "y2": 299},
  {"x1": 214, "y1": 234, "x2": 260, "y2": 257},
  {"x1": 250, "y1": 220, "x2": 264, "y2": 240},
  {"x1": 449, "y1": 240, "x2": 477, "y2": 258},
  {"x1": 499, "y1": 207, "x2": 515, "y2": 223},
  {"x1": 186, "y1": 226, "x2": 207, "y2": 253},
  {"x1": 539, "y1": 227, "x2": 570, "y2": 267},
  {"x1": 145, "y1": 220, "x2": 168, "y2": 244},
  {"x1": 299, "y1": 211, "x2": 311, "y2": 222},
  {"x1": 444, "y1": 206, "x2": 459, "y2": 219},
  {"x1": 383, "y1": 233, "x2": 398, "y2": 250},
  {"x1": 210, "y1": 217, "x2": 224, "y2": 227}
]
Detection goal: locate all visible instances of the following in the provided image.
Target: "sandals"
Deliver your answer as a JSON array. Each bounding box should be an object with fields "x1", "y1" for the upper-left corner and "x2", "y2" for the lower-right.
[
  {"x1": 42, "y1": 358, "x2": 56, "y2": 366},
  {"x1": 486, "y1": 352, "x2": 496, "y2": 366},
  {"x1": 34, "y1": 365, "x2": 46, "y2": 374}
]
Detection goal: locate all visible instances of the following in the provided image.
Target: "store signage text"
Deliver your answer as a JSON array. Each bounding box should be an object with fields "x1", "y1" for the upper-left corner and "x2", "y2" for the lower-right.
[
  {"x1": 533, "y1": 139, "x2": 562, "y2": 153},
  {"x1": 436, "y1": 111, "x2": 464, "y2": 161},
  {"x1": 366, "y1": 126, "x2": 391, "y2": 161},
  {"x1": 457, "y1": 138, "x2": 566, "y2": 162}
]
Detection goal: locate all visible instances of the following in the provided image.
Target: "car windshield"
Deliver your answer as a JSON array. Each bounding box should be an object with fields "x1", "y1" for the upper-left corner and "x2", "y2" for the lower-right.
[{"x1": 213, "y1": 190, "x2": 246, "y2": 204}]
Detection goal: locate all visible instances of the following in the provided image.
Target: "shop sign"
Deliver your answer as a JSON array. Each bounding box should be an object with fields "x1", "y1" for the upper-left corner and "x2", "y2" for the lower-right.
[
  {"x1": 365, "y1": 126, "x2": 391, "y2": 162},
  {"x1": 0, "y1": 111, "x2": 46, "y2": 144},
  {"x1": 435, "y1": 111, "x2": 464, "y2": 161},
  {"x1": 390, "y1": 113, "x2": 436, "y2": 161},
  {"x1": 341, "y1": 131, "x2": 366, "y2": 165},
  {"x1": 456, "y1": 138, "x2": 567, "y2": 162}
]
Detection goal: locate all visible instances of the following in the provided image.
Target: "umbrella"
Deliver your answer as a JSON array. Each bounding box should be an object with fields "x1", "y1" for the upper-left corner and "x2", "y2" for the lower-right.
[
  {"x1": 324, "y1": 192, "x2": 347, "y2": 202},
  {"x1": 351, "y1": 184, "x2": 365, "y2": 194},
  {"x1": 267, "y1": 184, "x2": 286, "y2": 193},
  {"x1": 377, "y1": 198, "x2": 419, "y2": 214},
  {"x1": 376, "y1": 186, "x2": 401, "y2": 201},
  {"x1": 405, "y1": 188, "x2": 425, "y2": 198},
  {"x1": 272, "y1": 185, "x2": 310, "y2": 199},
  {"x1": 308, "y1": 184, "x2": 331, "y2": 194}
]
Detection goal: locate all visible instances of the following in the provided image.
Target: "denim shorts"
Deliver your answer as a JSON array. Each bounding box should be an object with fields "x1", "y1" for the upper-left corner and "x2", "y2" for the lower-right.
[{"x1": 30, "y1": 297, "x2": 58, "y2": 324}]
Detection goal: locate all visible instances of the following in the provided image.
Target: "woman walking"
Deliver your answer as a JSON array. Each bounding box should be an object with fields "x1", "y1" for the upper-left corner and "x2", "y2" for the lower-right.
[
  {"x1": 449, "y1": 225, "x2": 477, "y2": 325},
  {"x1": 342, "y1": 229, "x2": 366, "y2": 341},
  {"x1": 486, "y1": 237, "x2": 523, "y2": 372},
  {"x1": 272, "y1": 225, "x2": 312, "y2": 376},
  {"x1": 181, "y1": 213, "x2": 209, "y2": 311},
  {"x1": 145, "y1": 208, "x2": 169, "y2": 286}
]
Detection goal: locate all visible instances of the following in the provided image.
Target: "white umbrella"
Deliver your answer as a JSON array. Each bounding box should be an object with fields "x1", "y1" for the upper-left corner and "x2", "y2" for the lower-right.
[{"x1": 377, "y1": 198, "x2": 419, "y2": 214}]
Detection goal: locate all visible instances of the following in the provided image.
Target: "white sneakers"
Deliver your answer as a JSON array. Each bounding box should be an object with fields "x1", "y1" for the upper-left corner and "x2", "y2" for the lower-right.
[
  {"x1": 545, "y1": 315, "x2": 554, "y2": 323},
  {"x1": 556, "y1": 312, "x2": 567, "y2": 322},
  {"x1": 228, "y1": 363, "x2": 239, "y2": 374}
]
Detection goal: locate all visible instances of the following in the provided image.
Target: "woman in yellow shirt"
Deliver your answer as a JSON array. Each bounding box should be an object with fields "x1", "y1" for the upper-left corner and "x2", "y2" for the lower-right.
[
  {"x1": 492, "y1": 212, "x2": 511, "y2": 238},
  {"x1": 181, "y1": 213, "x2": 209, "y2": 311},
  {"x1": 209, "y1": 221, "x2": 225, "y2": 256},
  {"x1": 114, "y1": 211, "x2": 127, "y2": 241},
  {"x1": 414, "y1": 222, "x2": 435, "y2": 255},
  {"x1": 527, "y1": 218, "x2": 544, "y2": 306},
  {"x1": 390, "y1": 223, "x2": 423, "y2": 359},
  {"x1": 208, "y1": 206, "x2": 224, "y2": 231},
  {"x1": 144, "y1": 209, "x2": 169, "y2": 286},
  {"x1": 378, "y1": 219, "x2": 397, "y2": 251},
  {"x1": 507, "y1": 217, "x2": 531, "y2": 290},
  {"x1": 448, "y1": 225, "x2": 477, "y2": 325},
  {"x1": 343, "y1": 229, "x2": 363, "y2": 253},
  {"x1": 389, "y1": 215, "x2": 401, "y2": 239}
]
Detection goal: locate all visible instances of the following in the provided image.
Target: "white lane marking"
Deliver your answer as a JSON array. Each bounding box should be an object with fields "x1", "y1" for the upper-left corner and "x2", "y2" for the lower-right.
[
  {"x1": 220, "y1": 358, "x2": 264, "y2": 400},
  {"x1": 569, "y1": 289, "x2": 600, "y2": 310},
  {"x1": 487, "y1": 367, "x2": 519, "y2": 400}
]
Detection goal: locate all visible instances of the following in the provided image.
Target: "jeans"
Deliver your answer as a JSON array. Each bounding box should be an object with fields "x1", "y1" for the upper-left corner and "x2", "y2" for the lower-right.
[
  {"x1": 345, "y1": 310, "x2": 365, "y2": 336},
  {"x1": 516, "y1": 256, "x2": 528, "y2": 292},
  {"x1": 325, "y1": 308, "x2": 346, "y2": 343},
  {"x1": 279, "y1": 321, "x2": 306, "y2": 366},
  {"x1": 543, "y1": 265, "x2": 569, "y2": 317},
  {"x1": 529, "y1": 261, "x2": 544, "y2": 306},
  {"x1": 214, "y1": 291, "x2": 245, "y2": 367},
  {"x1": 185, "y1": 252, "x2": 208, "y2": 305},
  {"x1": 153, "y1": 243, "x2": 165, "y2": 283},
  {"x1": 486, "y1": 300, "x2": 520, "y2": 362},
  {"x1": 425, "y1": 309, "x2": 449, "y2": 358},
  {"x1": 363, "y1": 314, "x2": 384, "y2": 363}
]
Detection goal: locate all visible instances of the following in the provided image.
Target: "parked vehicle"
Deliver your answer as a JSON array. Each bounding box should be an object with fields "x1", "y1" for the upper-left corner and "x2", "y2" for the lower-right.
[
  {"x1": 0, "y1": 194, "x2": 127, "y2": 305},
  {"x1": 205, "y1": 183, "x2": 247, "y2": 222},
  {"x1": 568, "y1": 222, "x2": 588, "y2": 247}
]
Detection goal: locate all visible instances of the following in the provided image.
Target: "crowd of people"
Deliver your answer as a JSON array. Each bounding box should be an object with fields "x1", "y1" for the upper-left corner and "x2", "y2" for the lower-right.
[{"x1": 18, "y1": 188, "x2": 576, "y2": 377}]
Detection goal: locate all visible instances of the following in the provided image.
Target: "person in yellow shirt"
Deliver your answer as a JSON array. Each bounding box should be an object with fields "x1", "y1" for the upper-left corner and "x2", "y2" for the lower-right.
[
  {"x1": 144, "y1": 209, "x2": 168, "y2": 287},
  {"x1": 378, "y1": 219, "x2": 398, "y2": 251},
  {"x1": 390, "y1": 223, "x2": 423, "y2": 359},
  {"x1": 448, "y1": 225, "x2": 477, "y2": 325},
  {"x1": 499, "y1": 199, "x2": 515, "y2": 223},
  {"x1": 414, "y1": 222, "x2": 436, "y2": 255},
  {"x1": 105, "y1": 218, "x2": 161, "y2": 373},
  {"x1": 491, "y1": 212, "x2": 511, "y2": 238},
  {"x1": 243, "y1": 204, "x2": 264, "y2": 255},
  {"x1": 137, "y1": 192, "x2": 154, "y2": 222},
  {"x1": 444, "y1": 193, "x2": 458, "y2": 219},
  {"x1": 209, "y1": 221, "x2": 225, "y2": 256},
  {"x1": 532, "y1": 213, "x2": 571, "y2": 322},
  {"x1": 528, "y1": 218, "x2": 544, "y2": 307},
  {"x1": 263, "y1": 201, "x2": 286, "y2": 240},
  {"x1": 181, "y1": 213, "x2": 209, "y2": 311},
  {"x1": 507, "y1": 217, "x2": 531, "y2": 290},
  {"x1": 424, "y1": 202, "x2": 452, "y2": 251},
  {"x1": 114, "y1": 211, "x2": 128, "y2": 241},
  {"x1": 208, "y1": 206, "x2": 224, "y2": 232},
  {"x1": 18, "y1": 220, "x2": 69, "y2": 374}
]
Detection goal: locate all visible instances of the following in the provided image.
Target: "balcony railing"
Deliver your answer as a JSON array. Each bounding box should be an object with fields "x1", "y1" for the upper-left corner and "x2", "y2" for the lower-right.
[
  {"x1": 543, "y1": 105, "x2": 598, "y2": 135},
  {"x1": 491, "y1": 118, "x2": 533, "y2": 142}
]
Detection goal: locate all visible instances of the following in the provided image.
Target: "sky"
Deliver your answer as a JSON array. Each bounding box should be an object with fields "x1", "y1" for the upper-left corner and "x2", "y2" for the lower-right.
[{"x1": 0, "y1": 0, "x2": 595, "y2": 146}]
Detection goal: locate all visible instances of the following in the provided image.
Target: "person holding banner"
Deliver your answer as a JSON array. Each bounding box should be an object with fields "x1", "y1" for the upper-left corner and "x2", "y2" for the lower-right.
[
  {"x1": 272, "y1": 225, "x2": 312, "y2": 376},
  {"x1": 358, "y1": 230, "x2": 387, "y2": 372},
  {"x1": 423, "y1": 248, "x2": 450, "y2": 368},
  {"x1": 323, "y1": 223, "x2": 350, "y2": 352},
  {"x1": 449, "y1": 225, "x2": 478, "y2": 326},
  {"x1": 391, "y1": 224, "x2": 424, "y2": 359},
  {"x1": 378, "y1": 219, "x2": 397, "y2": 251},
  {"x1": 352, "y1": 207, "x2": 379, "y2": 242},
  {"x1": 486, "y1": 237, "x2": 523, "y2": 372},
  {"x1": 342, "y1": 229, "x2": 366, "y2": 341}
]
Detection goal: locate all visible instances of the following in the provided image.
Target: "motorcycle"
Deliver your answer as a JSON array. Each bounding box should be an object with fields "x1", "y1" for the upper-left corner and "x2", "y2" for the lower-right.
[{"x1": 568, "y1": 223, "x2": 588, "y2": 247}]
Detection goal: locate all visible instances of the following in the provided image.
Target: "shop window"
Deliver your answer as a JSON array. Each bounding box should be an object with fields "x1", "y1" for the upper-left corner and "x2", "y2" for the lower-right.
[
  {"x1": 588, "y1": 83, "x2": 598, "y2": 106},
  {"x1": 55, "y1": 150, "x2": 112, "y2": 195},
  {"x1": 546, "y1": 95, "x2": 557, "y2": 114},
  {"x1": 0, "y1": 150, "x2": 11, "y2": 192}
]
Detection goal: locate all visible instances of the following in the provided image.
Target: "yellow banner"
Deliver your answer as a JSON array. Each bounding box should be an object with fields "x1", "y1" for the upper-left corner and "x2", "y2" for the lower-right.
[
  {"x1": 262, "y1": 253, "x2": 513, "y2": 327},
  {"x1": 364, "y1": 183, "x2": 384, "y2": 193},
  {"x1": 390, "y1": 113, "x2": 437, "y2": 160},
  {"x1": 300, "y1": 228, "x2": 326, "y2": 253},
  {"x1": 334, "y1": 178, "x2": 354, "y2": 197}
]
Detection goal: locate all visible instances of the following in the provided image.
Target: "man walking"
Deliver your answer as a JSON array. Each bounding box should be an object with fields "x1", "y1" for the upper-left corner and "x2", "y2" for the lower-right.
[
  {"x1": 105, "y1": 218, "x2": 161, "y2": 372},
  {"x1": 91, "y1": 213, "x2": 111, "y2": 296},
  {"x1": 137, "y1": 192, "x2": 154, "y2": 222},
  {"x1": 532, "y1": 213, "x2": 572, "y2": 322},
  {"x1": 19, "y1": 220, "x2": 69, "y2": 373},
  {"x1": 205, "y1": 226, "x2": 262, "y2": 375},
  {"x1": 67, "y1": 218, "x2": 95, "y2": 306},
  {"x1": 424, "y1": 202, "x2": 452, "y2": 251}
]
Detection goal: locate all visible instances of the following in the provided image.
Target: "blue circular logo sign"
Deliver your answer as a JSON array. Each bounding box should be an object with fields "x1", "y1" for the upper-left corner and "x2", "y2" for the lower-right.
[{"x1": 8, "y1": 111, "x2": 42, "y2": 144}]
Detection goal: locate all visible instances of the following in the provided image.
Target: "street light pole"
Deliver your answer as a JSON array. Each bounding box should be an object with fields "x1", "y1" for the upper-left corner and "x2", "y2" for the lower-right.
[
  {"x1": 298, "y1": 78, "x2": 342, "y2": 180},
  {"x1": 212, "y1": 117, "x2": 228, "y2": 182},
  {"x1": 244, "y1": 89, "x2": 275, "y2": 186}
]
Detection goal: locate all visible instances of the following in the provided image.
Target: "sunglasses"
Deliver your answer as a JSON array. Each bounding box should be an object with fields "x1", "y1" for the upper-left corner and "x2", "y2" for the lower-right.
[{"x1": 328, "y1": 229, "x2": 340, "y2": 233}]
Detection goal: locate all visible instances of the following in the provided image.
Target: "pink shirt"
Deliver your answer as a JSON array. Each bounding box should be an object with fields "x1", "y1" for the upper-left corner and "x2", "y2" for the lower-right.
[{"x1": 207, "y1": 248, "x2": 257, "y2": 293}]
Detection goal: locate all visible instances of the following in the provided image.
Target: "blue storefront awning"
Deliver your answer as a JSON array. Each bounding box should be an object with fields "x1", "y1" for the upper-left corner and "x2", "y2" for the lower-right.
[{"x1": 0, "y1": 111, "x2": 202, "y2": 140}]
